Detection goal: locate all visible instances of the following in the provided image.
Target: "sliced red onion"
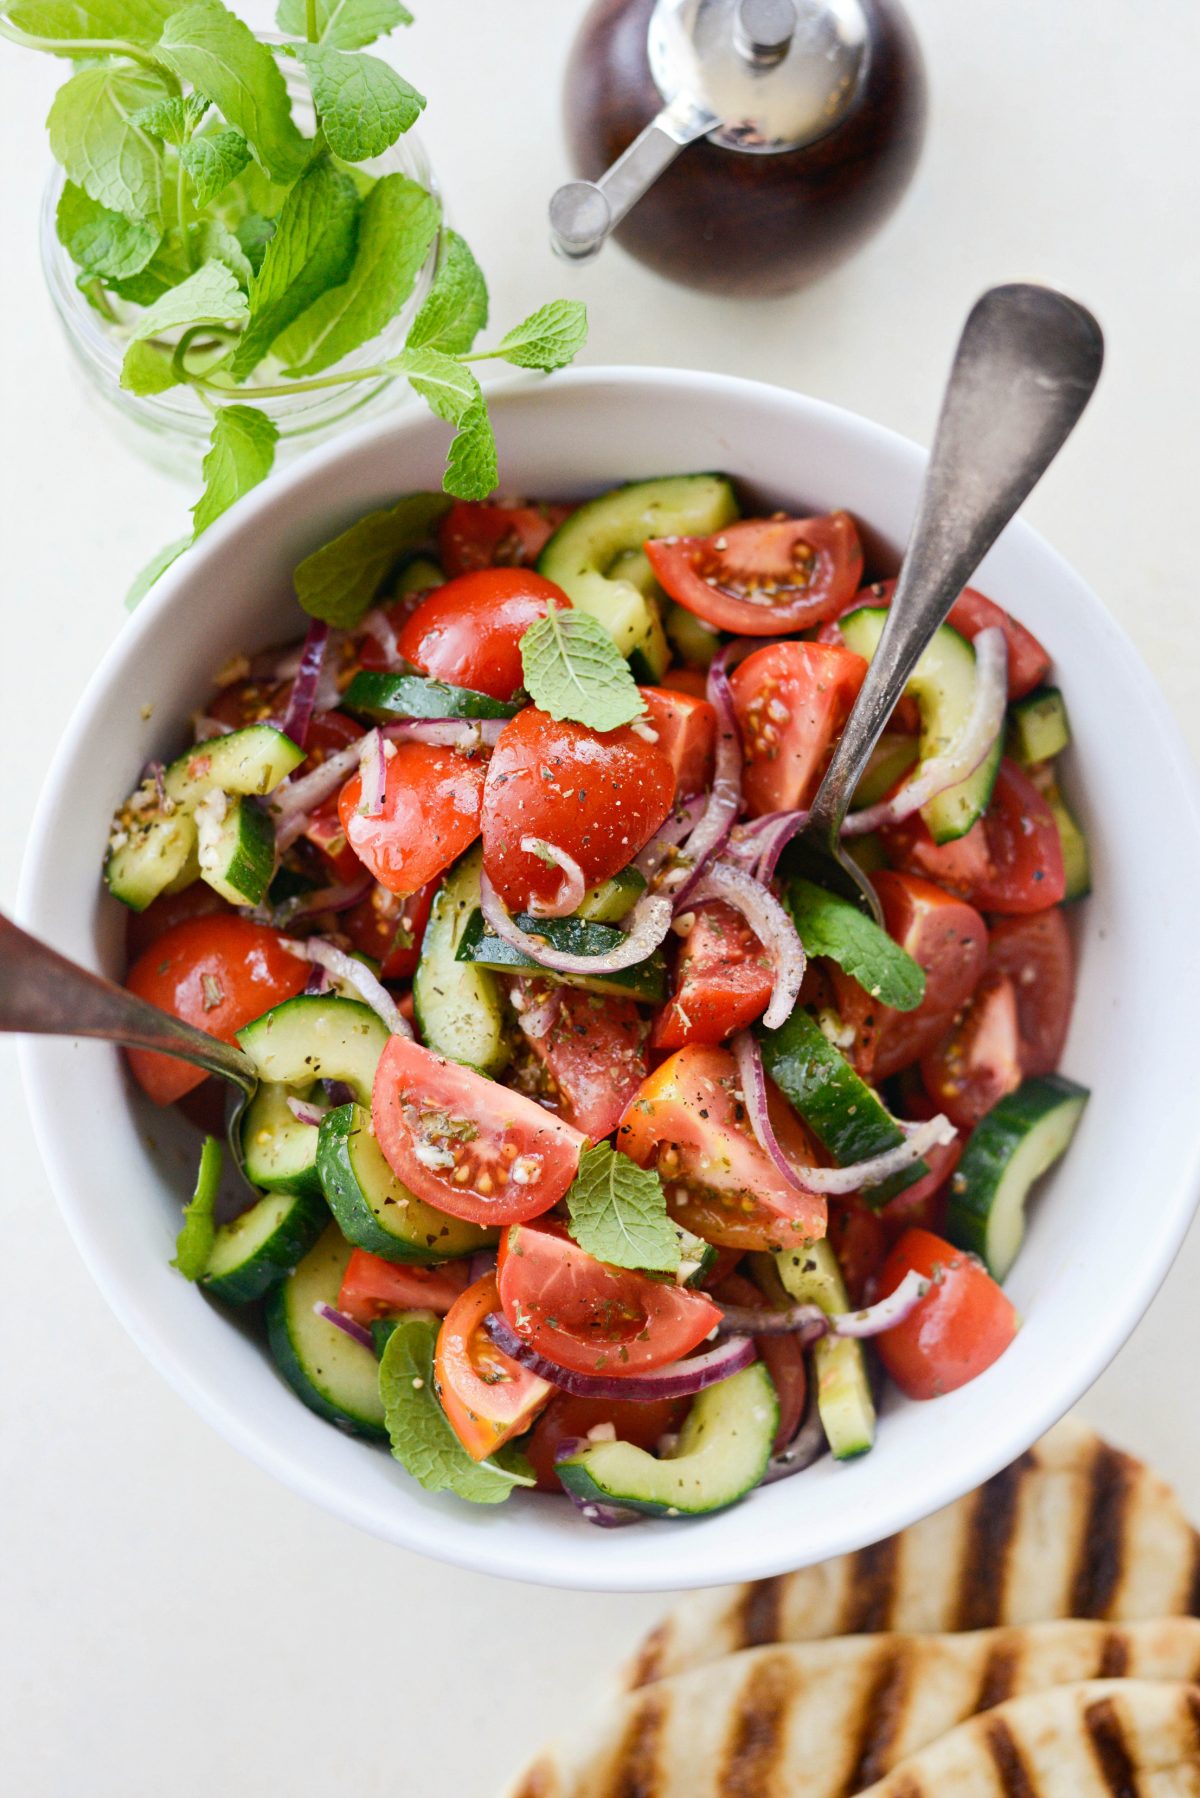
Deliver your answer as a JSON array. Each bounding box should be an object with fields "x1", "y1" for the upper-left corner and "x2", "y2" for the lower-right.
[
  {"x1": 842, "y1": 626, "x2": 1008, "y2": 836},
  {"x1": 551, "y1": 1443, "x2": 643, "y2": 1526},
  {"x1": 324, "y1": 1079, "x2": 355, "y2": 1106},
  {"x1": 510, "y1": 977, "x2": 562, "y2": 1040},
  {"x1": 485, "y1": 1312, "x2": 756, "y2": 1400},
  {"x1": 382, "y1": 719, "x2": 505, "y2": 750},
  {"x1": 754, "y1": 810, "x2": 810, "y2": 883},
  {"x1": 833, "y1": 1269, "x2": 929, "y2": 1337},
  {"x1": 732, "y1": 1029, "x2": 957, "y2": 1196},
  {"x1": 360, "y1": 606, "x2": 401, "y2": 668},
  {"x1": 314, "y1": 1301, "x2": 375, "y2": 1351},
  {"x1": 688, "y1": 862, "x2": 804, "y2": 1029},
  {"x1": 718, "y1": 1269, "x2": 928, "y2": 1342},
  {"x1": 467, "y1": 1248, "x2": 498, "y2": 1285},
  {"x1": 279, "y1": 619, "x2": 330, "y2": 751},
  {"x1": 304, "y1": 965, "x2": 334, "y2": 995},
  {"x1": 632, "y1": 794, "x2": 707, "y2": 887},
  {"x1": 520, "y1": 837, "x2": 587, "y2": 919},
  {"x1": 281, "y1": 935, "x2": 413, "y2": 1038},
  {"x1": 668, "y1": 646, "x2": 744, "y2": 901},
  {"x1": 271, "y1": 739, "x2": 364, "y2": 848},
  {"x1": 480, "y1": 869, "x2": 674, "y2": 979},
  {"x1": 288, "y1": 1095, "x2": 330, "y2": 1127},
  {"x1": 270, "y1": 872, "x2": 373, "y2": 927},
  {"x1": 760, "y1": 1404, "x2": 829, "y2": 1485},
  {"x1": 357, "y1": 728, "x2": 387, "y2": 818}
]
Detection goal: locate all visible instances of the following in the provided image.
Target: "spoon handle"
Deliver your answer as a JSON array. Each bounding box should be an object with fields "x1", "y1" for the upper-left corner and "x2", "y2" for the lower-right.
[
  {"x1": 809, "y1": 283, "x2": 1104, "y2": 844},
  {"x1": 0, "y1": 912, "x2": 257, "y2": 1093}
]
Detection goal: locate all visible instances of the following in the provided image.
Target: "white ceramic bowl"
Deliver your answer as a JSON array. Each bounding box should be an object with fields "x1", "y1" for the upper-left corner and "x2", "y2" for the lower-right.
[{"x1": 20, "y1": 368, "x2": 1200, "y2": 1592}]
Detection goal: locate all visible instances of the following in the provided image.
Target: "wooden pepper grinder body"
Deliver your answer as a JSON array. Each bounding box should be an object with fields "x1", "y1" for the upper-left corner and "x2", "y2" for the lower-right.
[{"x1": 563, "y1": 0, "x2": 926, "y2": 296}]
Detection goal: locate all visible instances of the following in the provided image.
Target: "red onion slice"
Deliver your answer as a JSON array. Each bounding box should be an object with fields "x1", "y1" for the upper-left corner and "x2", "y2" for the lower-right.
[
  {"x1": 842, "y1": 626, "x2": 1009, "y2": 836},
  {"x1": 382, "y1": 719, "x2": 505, "y2": 750},
  {"x1": 271, "y1": 739, "x2": 364, "y2": 848},
  {"x1": 314, "y1": 1301, "x2": 375, "y2": 1351},
  {"x1": 279, "y1": 619, "x2": 330, "y2": 751},
  {"x1": 480, "y1": 870, "x2": 674, "y2": 979},
  {"x1": 520, "y1": 837, "x2": 587, "y2": 919},
  {"x1": 717, "y1": 1268, "x2": 928, "y2": 1342},
  {"x1": 760, "y1": 1404, "x2": 829, "y2": 1485},
  {"x1": 359, "y1": 606, "x2": 401, "y2": 669},
  {"x1": 467, "y1": 1248, "x2": 499, "y2": 1285},
  {"x1": 269, "y1": 872, "x2": 373, "y2": 927},
  {"x1": 833, "y1": 1269, "x2": 929, "y2": 1337},
  {"x1": 357, "y1": 728, "x2": 387, "y2": 818},
  {"x1": 287, "y1": 1095, "x2": 330, "y2": 1127},
  {"x1": 732, "y1": 1030, "x2": 957, "y2": 1196},
  {"x1": 687, "y1": 862, "x2": 805, "y2": 1029},
  {"x1": 633, "y1": 795, "x2": 707, "y2": 887},
  {"x1": 281, "y1": 935, "x2": 413, "y2": 1038},
  {"x1": 510, "y1": 977, "x2": 562, "y2": 1040},
  {"x1": 485, "y1": 1312, "x2": 756, "y2": 1400},
  {"x1": 668, "y1": 644, "x2": 744, "y2": 901}
]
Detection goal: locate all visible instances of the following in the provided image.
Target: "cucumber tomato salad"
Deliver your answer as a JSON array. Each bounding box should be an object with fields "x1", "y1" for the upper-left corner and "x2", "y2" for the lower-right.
[{"x1": 107, "y1": 476, "x2": 1090, "y2": 1524}]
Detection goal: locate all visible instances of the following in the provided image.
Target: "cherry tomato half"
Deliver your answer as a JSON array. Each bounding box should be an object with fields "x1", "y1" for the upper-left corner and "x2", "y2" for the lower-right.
[
  {"x1": 498, "y1": 1216, "x2": 722, "y2": 1378},
  {"x1": 920, "y1": 970, "x2": 1023, "y2": 1130},
  {"x1": 651, "y1": 902, "x2": 774, "y2": 1050},
  {"x1": 730, "y1": 642, "x2": 868, "y2": 816},
  {"x1": 372, "y1": 1035, "x2": 586, "y2": 1225},
  {"x1": 875, "y1": 1227, "x2": 1018, "y2": 1399},
  {"x1": 339, "y1": 742, "x2": 486, "y2": 897},
  {"x1": 512, "y1": 980, "x2": 648, "y2": 1141},
  {"x1": 125, "y1": 882, "x2": 230, "y2": 963},
  {"x1": 397, "y1": 568, "x2": 570, "y2": 701},
  {"x1": 435, "y1": 1272, "x2": 553, "y2": 1460},
  {"x1": 125, "y1": 916, "x2": 308, "y2": 1105},
  {"x1": 986, "y1": 909, "x2": 1075, "y2": 1078},
  {"x1": 337, "y1": 1248, "x2": 470, "y2": 1324},
  {"x1": 644, "y1": 512, "x2": 863, "y2": 635},
  {"x1": 481, "y1": 708, "x2": 675, "y2": 914},
  {"x1": 524, "y1": 1392, "x2": 688, "y2": 1492},
  {"x1": 882, "y1": 761, "x2": 1066, "y2": 915},
  {"x1": 639, "y1": 686, "x2": 717, "y2": 799},
  {"x1": 438, "y1": 500, "x2": 571, "y2": 577},
  {"x1": 822, "y1": 579, "x2": 1051, "y2": 700}
]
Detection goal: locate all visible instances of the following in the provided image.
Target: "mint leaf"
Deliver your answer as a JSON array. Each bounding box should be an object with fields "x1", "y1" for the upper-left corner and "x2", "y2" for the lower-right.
[
  {"x1": 378, "y1": 1313, "x2": 532, "y2": 1503},
  {"x1": 277, "y1": 172, "x2": 437, "y2": 375},
  {"x1": 405, "y1": 229, "x2": 487, "y2": 355},
  {"x1": 566, "y1": 1145, "x2": 680, "y2": 1274},
  {"x1": 520, "y1": 606, "x2": 645, "y2": 731},
  {"x1": 294, "y1": 489, "x2": 450, "y2": 625},
  {"x1": 10, "y1": 0, "x2": 177, "y2": 45},
  {"x1": 191, "y1": 217, "x2": 253, "y2": 288},
  {"x1": 192, "y1": 404, "x2": 278, "y2": 536},
  {"x1": 388, "y1": 347, "x2": 497, "y2": 501},
  {"x1": 122, "y1": 338, "x2": 181, "y2": 395},
  {"x1": 47, "y1": 65, "x2": 172, "y2": 223},
  {"x1": 786, "y1": 878, "x2": 925, "y2": 1012},
  {"x1": 276, "y1": 0, "x2": 411, "y2": 48},
  {"x1": 172, "y1": 1135, "x2": 222, "y2": 1279},
  {"x1": 157, "y1": 0, "x2": 308, "y2": 185},
  {"x1": 294, "y1": 44, "x2": 423, "y2": 162},
  {"x1": 233, "y1": 210, "x2": 275, "y2": 273},
  {"x1": 109, "y1": 237, "x2": 193, "y2": 305},
  {"x1": 120, "y1": 258, "x2": 248, "y2": 388},
  {"x1": 126, "y1": 534, "x2": 190, "y2": 609},
  {"x1": 132, "y1": 91, "x2": 210, "y2": 145},
  {"x1": 181, "y1": 128, "x2": 252, "y2": 207},
  {"x1": 487, "y1": 299, "x2": 588, "y2": 372},
  {"x1": 56, "y1": 180, "x2": 160, "y2": 280},
  {"x1": 442, "y1": 395, "x2": 497, "y2": 501},
  {"x1": 229, "y1": 158, "x2": 359, "y2": 377}
]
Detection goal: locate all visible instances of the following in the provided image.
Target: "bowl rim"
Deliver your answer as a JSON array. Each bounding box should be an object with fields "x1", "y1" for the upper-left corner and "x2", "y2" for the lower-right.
[{"x1": 18, "y1": 363, "x2": 1200, "y2": 1591}]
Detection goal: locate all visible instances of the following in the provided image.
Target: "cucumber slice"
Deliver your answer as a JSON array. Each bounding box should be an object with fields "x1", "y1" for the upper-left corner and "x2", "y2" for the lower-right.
[
  {"x1": 773, "y1": 1239, "x2": 876, "y2": 1460},
  {"x1": 106, "y1": 809, "x2": 197, "y2": 911},
  {"x1": 664, "y1": 599, "x2": 721, "y2": 670},
  {"x1": 759, "y1": 1007, "x2": 926, "y2": 1204},
  {"x1": 265, "y1": 1224, "x2": 387, "y2": 1436},
  {"x1": 1009, "y1": 685, "x2": 1070, "y2": 765},
  {"x1": 194, "y1": 790, "x2": 276, "y2": 906},
  {"x1": 455, "y1": 908, "x2": 668, "y2": 1003},
  {"x1": 341, "y1": 670, "x2": 521, "y2": 723},
  {"x1": 317, "y1": 1102, "x2": 496, "y2": 1262},
  {"x1": 605, "y1": 547, "x2": 671, "y2": 682},
  {"x1": 557, "y1": 1362, "x2": 777, "y2": 1517},
  {"x1": 204, "y1": 1187, "x2": 329, "y2": 1304},
  {"x1": 576, "y1": 866, "x2": 647, "y2": 923},
  {"x1": 394, "y1": 555, "x2": 444, "y2": 595},
  {"x1": 1039, "y1": 772, "x2": 1091, "y2": 901},
  {"x1": 947, "y1": 1074, "x2": 1089, "y2": 1280},
  {"x1": 538, "y1": 475, "x2": 739, "y2": 672},
  {"x1": 853, "y1": 732, "x2": 919, "y2": 808},
  {"x1": 839, "y1": 608, "x2": 1002, "y2": 843},
  {"x1": 413, "y1": 845, "x2": 510, "y2": 1076},
  {"x1": 163, "y1": 723, "x2": 304, "y2": 806},
  {"x1": 241, "y1": 1081, "x2": 324, "y2": 1197},
  {"x1": 236, "y1": 994, "x2": 390, "y2": 1098}
]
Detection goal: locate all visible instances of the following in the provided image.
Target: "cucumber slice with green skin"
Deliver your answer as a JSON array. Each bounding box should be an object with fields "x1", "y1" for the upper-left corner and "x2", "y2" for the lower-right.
[
  {"x1": 664, "y1": 599, "x2": 721, "y2": 670},
  {"x1": 576, "y1": 866, "x2": 647, "y2": 923},
  {"x1": 106, "y1": 810, "x2": 197, "y2": 911},
  {"x1": 773, "y1": 1239, "x2": 876, "y2": 1460},
  {"x1": 455, "y1": 908, "x2": 668, "y2": 1003},
  {"x1": 1009, "y1": 685, "x2": 1070, "y2": 765},
  {"x1": 194, "y1": 790, "x2": 276, "y2": 906},
  {"x1": 853, "y1": 732, "x2": 919, "y2": 808},
  {"x1": 607, "y1": 547, "x2": 672, "y2": 683},
  {"x1": 204, "y1": 1187, "x2": 329, "y2": 1304},
  {"x1": 236, "y1": 994, "x2": 390, "y2": 1097},
  {"x1": 838, "y1": 608, "x2": 1002, "y2": 844},
  {"x1": 557, "y1": 1362, "x2": 778, "y2": 1517},
  {"x1": 758, "y1": 1007, "x2": 926, "y2": 1204},
  {"x1": 317, "y1": 1103, "x2": 496, "y2": 1262},
  {"x1": 1035, "y1": 771, "x2": 1091, "y2": 901},
  {"x1": 538, "y1": 475, "x2": 739, "y2": 671},
  {"x1": 413, "y1": 845, "x2": 510, "y2": 1076},
  {"x1": 947, "y1": 1074, "x2": 1089, "y2": 1280},
  {"x1": 241, "y1": 1081, "x2": 324, "y2": 1198},
  {"x1": 341, "y1": 670, "x2": 522, "y2": 723},
  {"x1": 265, "y1": 1224, "x2": 387, "y2": 1436},
  {"x1": 163, "y1": 724, "x2": 305, "y2": 806}
]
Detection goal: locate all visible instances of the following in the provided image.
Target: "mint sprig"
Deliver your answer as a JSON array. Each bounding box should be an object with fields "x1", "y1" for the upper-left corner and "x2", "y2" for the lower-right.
[
  {"x1": 379, "y1": 1311, "x2": 534, "y2": 1503},
  {"x1": 520, "y1": 607, "x2": 645, "y2": 732},
  {"x1": 566, "y1": 1144, "x2": 681, "y2": 1274},
  {"x1": 786, "y1": 878, "x2": 926, "y2": 1011}
]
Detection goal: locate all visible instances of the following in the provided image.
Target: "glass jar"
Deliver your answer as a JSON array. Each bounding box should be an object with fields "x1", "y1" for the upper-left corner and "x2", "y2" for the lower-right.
[{"x1": 39, "y1": 56, "x2": 441, "y2": 480}]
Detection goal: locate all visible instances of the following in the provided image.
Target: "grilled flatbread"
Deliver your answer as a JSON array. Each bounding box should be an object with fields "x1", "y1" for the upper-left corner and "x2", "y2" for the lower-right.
[
  {"x1": 858, "y1": 1679, "x2": 1200, "y2": 1795},
  {"x1": 626, "y1": 1419, "x2": 1200, "y2": 1689},
  {"x1": 505, "y1": 1620, "x2": 1200, "y2": 1798}
]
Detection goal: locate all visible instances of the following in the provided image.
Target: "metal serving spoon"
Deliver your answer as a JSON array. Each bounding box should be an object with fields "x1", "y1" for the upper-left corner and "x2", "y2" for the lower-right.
[
  {"x1": 794, "y1": 282, "x2": 1104, "y2": 920},
  {"x1": 0, "y1": 912, "x2": 258, "y2": 1179}
]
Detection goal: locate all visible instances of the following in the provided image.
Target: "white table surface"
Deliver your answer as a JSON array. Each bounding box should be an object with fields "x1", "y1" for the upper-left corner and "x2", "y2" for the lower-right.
[{"x1": 2, "y1": 2, "x2": 1198, "y2": 1791}]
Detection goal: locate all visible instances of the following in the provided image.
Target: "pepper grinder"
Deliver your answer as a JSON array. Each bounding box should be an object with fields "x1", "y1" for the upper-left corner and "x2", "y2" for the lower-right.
[{"x1": 550, "y1": 0, "x2": 926, "y2": 296}]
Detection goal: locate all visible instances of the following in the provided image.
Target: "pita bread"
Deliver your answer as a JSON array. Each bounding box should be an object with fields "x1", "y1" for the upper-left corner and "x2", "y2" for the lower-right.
[
  {"x1": 858, "y1": 1679, "x2": 1200, "y2": 1795},
  {"x1": 626, "y1": 1419, "x2": 1200, "y2": 1689},
  {"x1": 505, "y1": 1621, "x2": 1200, "y2": 1798}
]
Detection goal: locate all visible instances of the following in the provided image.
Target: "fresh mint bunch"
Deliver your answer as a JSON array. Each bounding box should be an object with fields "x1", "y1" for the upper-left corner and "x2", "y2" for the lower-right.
[{"x1": 1, "y1": 0, "x2": 587, "y2": 603}]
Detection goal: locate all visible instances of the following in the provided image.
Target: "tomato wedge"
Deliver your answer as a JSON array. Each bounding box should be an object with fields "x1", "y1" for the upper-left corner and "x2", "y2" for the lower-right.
[
  {"x1": 372, "y1": 1035, "x2": 586, "y2": 1225},
  {"x1": 513, "y1": 980, "x2": 648, "y2": 1141},
  {"x1": 397, "y1": 568, "x2": 570, "y2": 701},
  {"x1": 125, "y1": 882, "x2": 229, "y2": 963},
  {"x1": 125, "y1": 916, "x2": 308, "y2": 1105},
  {"x1": 651, "y1": 902, "x2": 773, "y2": 1050},
  {"x1": 481, "y1": 707, "x2": 675, "y2": 914},
  {"x1": 435, "y1": 1273, "x2": 553, "y2": 1459},
  {"x1": 524, "y1": 1392, "x2": 688, "y2": 1492},
  {"x1": 639, "y1": 686, "x2": 717, "y2": 798},
  {"x1": 618, "y1": 1045, "x2": 827, "y2": 1243},
  {"x1": 337, "y1": 1249, "x2": 470, "y2": 1324},
  {"x1": 339, "y1": 879, "x2": 437, "y2": 980},
  {"x1": 644, "y1": 511, "x2": 863, "y2": 635},
  {"x1": 730, "y1": 642, "x2": 868, "y2": 815},
  {"x1": 875, "y1": 1228, "x2": 1018, "y2": 1399},
  {"x1": 822, "y1": 579, "x2": 1051, "y2": 699},
  {"x1": 920, "y1": 970, "x2": 1023, "y2": 1130},
  {"x1": 339, "y1": 742, "x2": 486, "y2": 897},
  {"x1": 987, "y1": 909, "x2": 1075, "y2": 1077},
  {"x1": 438, "y1": 500, "x2": 571, "y2": 577},
  {"x1": 497, "y1": 1216, "x2": 721, "y2": 1378},
  {"x1": 882, "y1": 761, "x2": 1066, "y2": 915}
]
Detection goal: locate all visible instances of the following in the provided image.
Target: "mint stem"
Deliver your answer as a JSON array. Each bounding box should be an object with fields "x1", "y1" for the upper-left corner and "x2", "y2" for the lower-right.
[
  {"x1": 0, "y1": 17, "x2": 175, "y2": 77},
  {"x1": 305, "y1": 0, "x2": 319, "y2": 43}
]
